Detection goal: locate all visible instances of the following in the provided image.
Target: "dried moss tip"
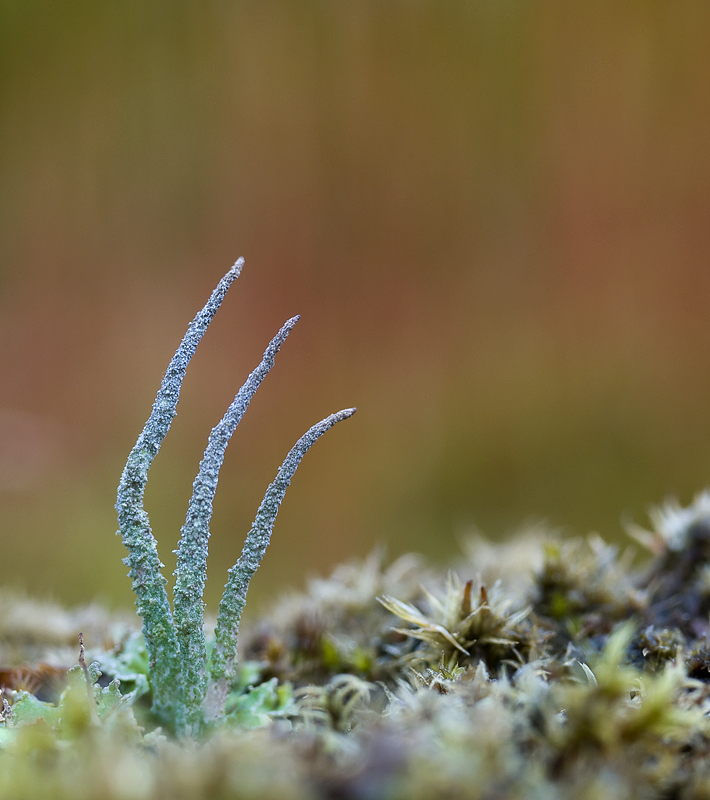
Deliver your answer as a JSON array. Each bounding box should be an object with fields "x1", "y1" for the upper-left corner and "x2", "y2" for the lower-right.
[{"x1": 379, "y1": 573, "x2": 533, "y2": 670}]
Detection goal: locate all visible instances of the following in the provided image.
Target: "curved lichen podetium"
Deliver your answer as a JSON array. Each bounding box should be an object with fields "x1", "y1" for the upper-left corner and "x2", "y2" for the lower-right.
[
  {"x1": 203, "y1": 407, "x2": 357, "y2": 725},
  {"x1": 115, "y1": 259, "x2": 243, "y2": 725},
  {"x1": 172, "y1": 315, "x2": 300, "y2": 738}
]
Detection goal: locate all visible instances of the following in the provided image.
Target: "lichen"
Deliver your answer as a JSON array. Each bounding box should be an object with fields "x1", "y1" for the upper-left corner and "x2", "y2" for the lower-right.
[{"x1": 115, "y1": 259, "x2": 355, "y2": 736}]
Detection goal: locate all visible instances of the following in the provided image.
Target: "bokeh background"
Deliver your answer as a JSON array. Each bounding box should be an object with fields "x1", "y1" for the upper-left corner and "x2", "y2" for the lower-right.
[{"x1": 2, "y1": 1, "x2": 710, "y2": 613}]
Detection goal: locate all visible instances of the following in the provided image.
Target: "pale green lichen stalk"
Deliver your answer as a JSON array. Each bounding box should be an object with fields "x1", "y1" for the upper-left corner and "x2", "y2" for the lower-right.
[
  {"x1": 204, "y1": 407, "x2": 357, "y2": 723},
  {"x1": 115, "y1": 259, "x2": 355, "y2": 737},
  {"x1": 115, "y1": 259, "x2": 242, "y2": 725},
  {"x1": 172, "y1": 315, "x2": 300, "y2": 737}
]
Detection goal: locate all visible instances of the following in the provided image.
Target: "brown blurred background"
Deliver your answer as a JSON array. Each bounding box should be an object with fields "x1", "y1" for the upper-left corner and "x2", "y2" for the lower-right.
[{"x1": 2, "y1": 1, "x2": 710, "y2": 613}]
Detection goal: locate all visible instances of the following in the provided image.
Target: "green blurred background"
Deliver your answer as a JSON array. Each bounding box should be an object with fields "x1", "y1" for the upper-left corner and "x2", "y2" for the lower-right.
[{"x1": 2, "y1": 1, "x2": 710, "y2": 612}]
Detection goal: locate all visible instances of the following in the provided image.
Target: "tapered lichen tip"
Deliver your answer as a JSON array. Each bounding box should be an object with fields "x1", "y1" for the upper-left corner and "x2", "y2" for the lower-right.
[
  {"x1": 280, "y1": 315, "x2": 300, "y2": 336},
  {"x1": 231, "y1": 257, "x2": 245, "y2": 278}
]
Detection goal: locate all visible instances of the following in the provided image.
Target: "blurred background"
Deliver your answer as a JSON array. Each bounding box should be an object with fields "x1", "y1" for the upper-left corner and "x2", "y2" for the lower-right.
[{"x1": 2, "y1": 1, "x2": 710, "y2": 613}]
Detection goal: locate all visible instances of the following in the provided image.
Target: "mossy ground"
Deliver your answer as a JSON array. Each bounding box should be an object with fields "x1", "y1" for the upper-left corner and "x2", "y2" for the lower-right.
[{"x1": 5, "y1": 496, "x2": 710, "y2": 799}]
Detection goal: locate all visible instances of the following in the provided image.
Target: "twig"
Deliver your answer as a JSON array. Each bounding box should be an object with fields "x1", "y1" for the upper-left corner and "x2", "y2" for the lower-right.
[
  {"x1": 78, "y1": 633, "x2": 100, "y2": 726},
  {"x1": 0, "y1": 697, "x2": 11, "y2": 725}
]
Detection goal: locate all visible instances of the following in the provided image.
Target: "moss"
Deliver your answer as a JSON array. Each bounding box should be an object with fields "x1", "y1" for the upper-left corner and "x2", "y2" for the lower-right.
[{"x1": 5, "y1": 499, "x2": 710, "y2": 799}]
